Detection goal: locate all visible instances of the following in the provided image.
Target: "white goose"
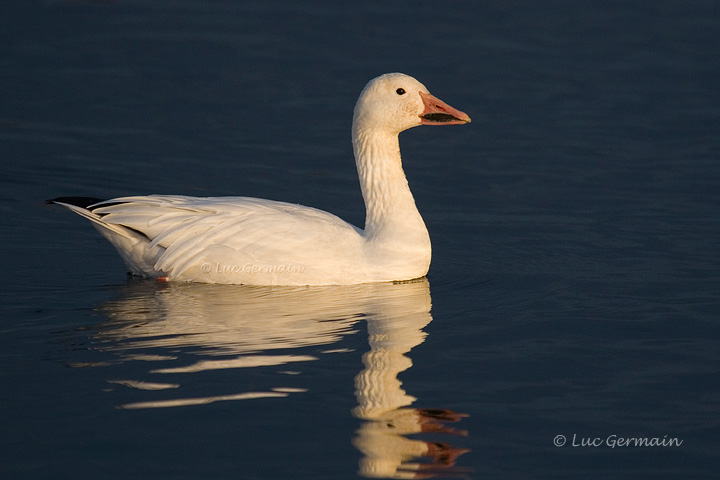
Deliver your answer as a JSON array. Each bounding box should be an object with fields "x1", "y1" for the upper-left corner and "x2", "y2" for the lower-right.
[{"x1": 49, "y1": 73, "x2": 470, "y2": 285}]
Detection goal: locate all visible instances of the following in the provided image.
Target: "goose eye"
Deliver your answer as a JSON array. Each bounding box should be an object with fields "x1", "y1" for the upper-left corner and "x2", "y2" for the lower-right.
[{"x1": 396, "y1": 88, "x2": 406, "y2": 95}]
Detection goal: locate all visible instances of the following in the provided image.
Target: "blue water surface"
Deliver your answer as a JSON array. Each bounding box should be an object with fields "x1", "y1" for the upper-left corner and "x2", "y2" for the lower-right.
[{"x1": 1, "y1": 1, "x2": 719, "y2": 479}]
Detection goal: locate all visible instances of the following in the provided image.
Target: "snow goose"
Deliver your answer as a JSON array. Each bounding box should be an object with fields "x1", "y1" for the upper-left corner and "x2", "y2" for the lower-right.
[{"x1": 48, "y1": 73, "x2": 470, "y2": 285}]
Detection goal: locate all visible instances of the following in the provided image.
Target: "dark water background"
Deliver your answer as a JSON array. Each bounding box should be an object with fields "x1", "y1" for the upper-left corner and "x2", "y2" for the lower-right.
[{"x1": 2, "y1": 1, "x2": 719, "y2": 478}]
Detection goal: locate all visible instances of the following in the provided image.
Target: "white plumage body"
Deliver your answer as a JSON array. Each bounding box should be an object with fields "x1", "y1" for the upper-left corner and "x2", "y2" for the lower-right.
[
  {"x1": 50, "y1": 73, "x2": 469, "y2": 285},
  {"x1": 68, "y1": 194, "x2": 425, "y2": 285}
]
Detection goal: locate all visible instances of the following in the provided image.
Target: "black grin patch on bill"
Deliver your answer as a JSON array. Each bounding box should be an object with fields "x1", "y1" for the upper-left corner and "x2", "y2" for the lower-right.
[{"x1": 422, "y1": 113, "x2": 461, "y2": 122}]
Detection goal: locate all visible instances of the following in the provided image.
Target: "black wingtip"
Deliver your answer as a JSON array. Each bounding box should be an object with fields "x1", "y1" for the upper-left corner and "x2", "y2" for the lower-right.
[{"x1": 46, "y1": 196, "x2": 106, "y2": 208}]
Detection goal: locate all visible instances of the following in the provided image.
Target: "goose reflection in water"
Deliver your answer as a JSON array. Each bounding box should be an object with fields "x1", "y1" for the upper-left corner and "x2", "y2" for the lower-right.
[
  {"x1": 91, "y1": 278, "x2": 470, "y2": 477},
  {"x1": 353, "y1": 283, "x2": 471, "y2": 478}
]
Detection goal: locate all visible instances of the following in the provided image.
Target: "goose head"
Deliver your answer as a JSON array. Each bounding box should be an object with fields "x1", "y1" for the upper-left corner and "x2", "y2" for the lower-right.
[{"x1": 352, "y1": 73, "x2": 471, "y2": 135}]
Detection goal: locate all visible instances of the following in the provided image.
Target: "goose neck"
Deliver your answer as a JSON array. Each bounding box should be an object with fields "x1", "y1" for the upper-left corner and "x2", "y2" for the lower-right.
[{"x1": 352, "y1": 128, "x2": 425, "y2": 240}]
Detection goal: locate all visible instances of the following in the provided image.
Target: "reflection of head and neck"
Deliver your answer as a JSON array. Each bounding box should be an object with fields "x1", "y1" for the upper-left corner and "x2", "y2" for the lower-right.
[
  {"x1": 351, "y1": 281, "x2": 469, "y2": 479},
  {"x1": 94, "y1": 278, "x2": 469, "y2": 476}
]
